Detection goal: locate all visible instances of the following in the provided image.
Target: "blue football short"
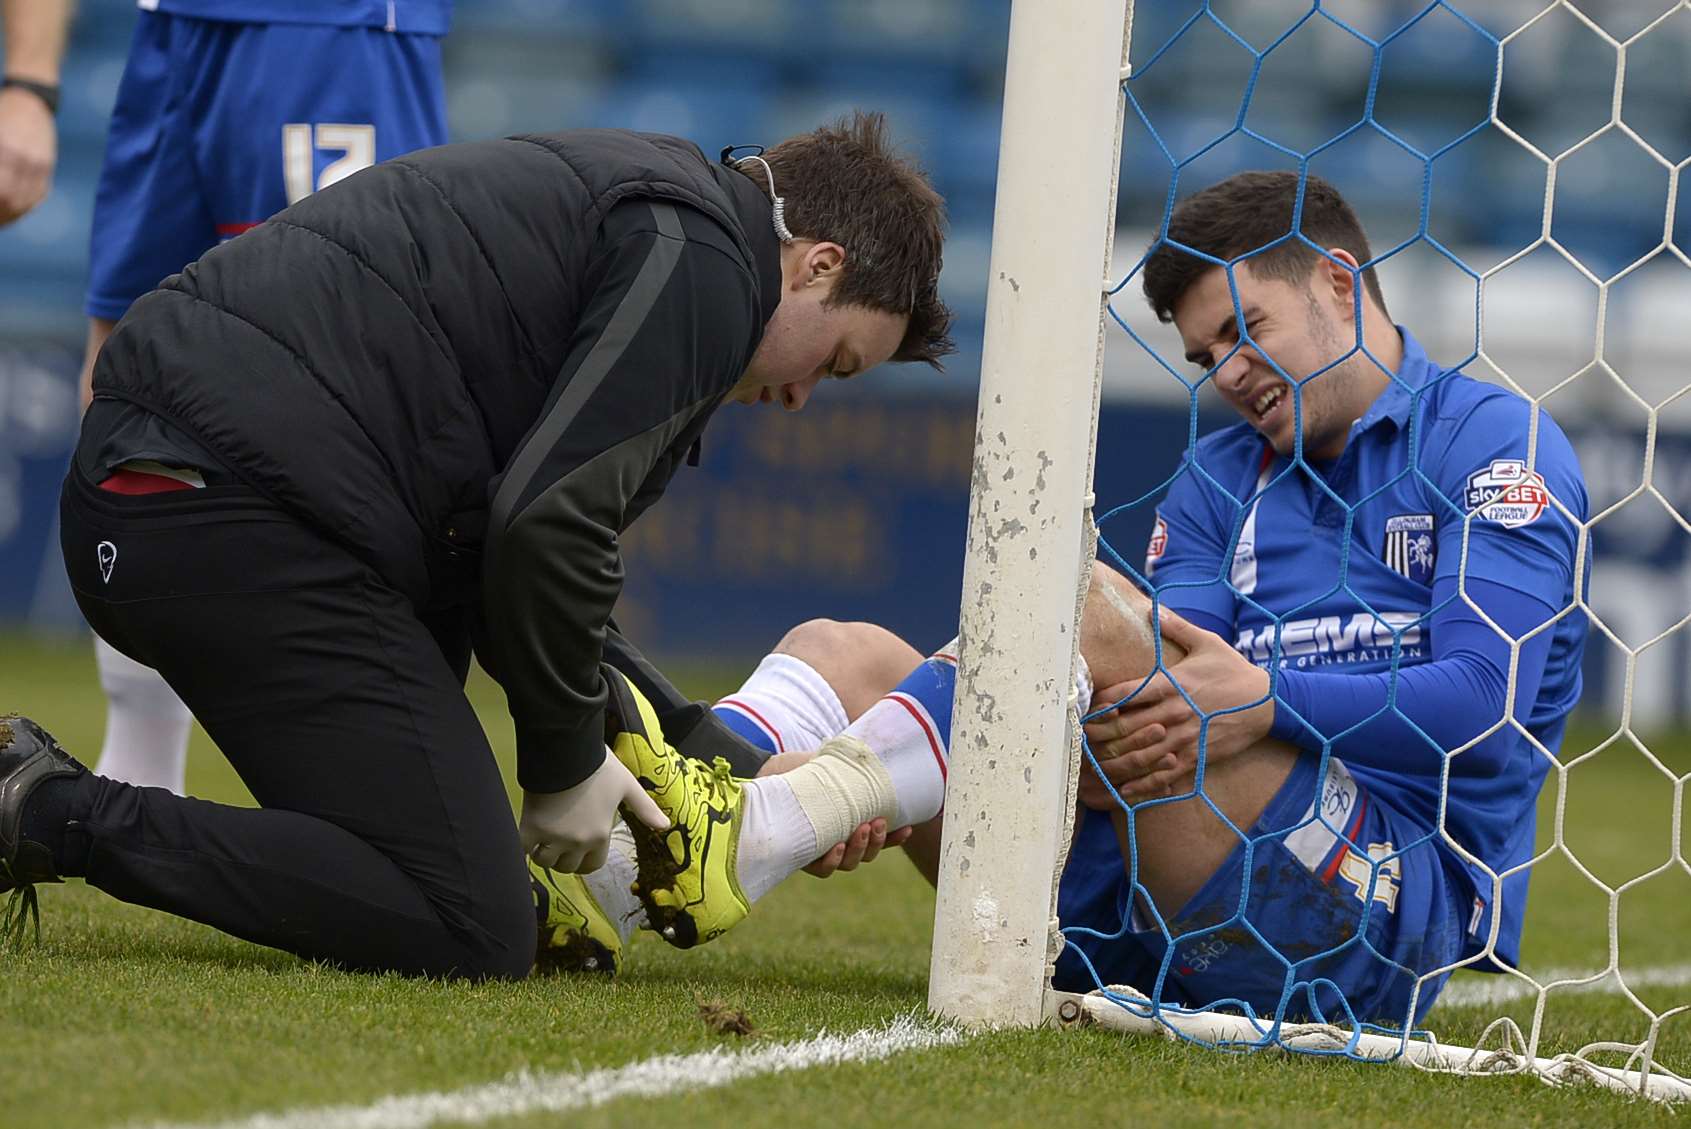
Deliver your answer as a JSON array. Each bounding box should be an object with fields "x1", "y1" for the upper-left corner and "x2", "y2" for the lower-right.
[
  {"x1": 86, "y1": 10, "x2": 448, "y2": 320},
  {"x1": 1054, "y1": 751, "x2": 1470, "y2": 1027}
]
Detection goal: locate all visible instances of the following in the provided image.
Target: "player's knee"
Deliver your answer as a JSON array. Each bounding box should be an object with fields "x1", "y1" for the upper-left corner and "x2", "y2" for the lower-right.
[
  {"x1": 1080, "y1": 562, "x2": 1162, "y2": 689},
  {"x1": 774, "y1": 618, "x2": 922, "y2": 720}
]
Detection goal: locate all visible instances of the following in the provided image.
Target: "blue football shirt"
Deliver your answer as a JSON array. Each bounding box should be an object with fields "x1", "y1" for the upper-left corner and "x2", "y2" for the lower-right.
[
  {"x1": 137, "y1": 0, "x2": 452, "y2": 34},
  {"x1": 1138, "y1": 327, "x2": 1589, "y2": 968}
]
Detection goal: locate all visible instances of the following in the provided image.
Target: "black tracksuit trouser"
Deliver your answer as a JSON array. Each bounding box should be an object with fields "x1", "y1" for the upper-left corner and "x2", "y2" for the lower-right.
[{"x1": 57, "y1": 466, "x2": 535, "y2": 979}]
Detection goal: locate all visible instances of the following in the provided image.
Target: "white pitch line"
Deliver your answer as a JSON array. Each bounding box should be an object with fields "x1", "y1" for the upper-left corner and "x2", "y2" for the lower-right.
[
  {"x1": 1438, "y1": 964, "x2": 1691, "y2": 1009},
  {"x1": 132, "y1": 1015, "x2": 964, "y2": 1129}
]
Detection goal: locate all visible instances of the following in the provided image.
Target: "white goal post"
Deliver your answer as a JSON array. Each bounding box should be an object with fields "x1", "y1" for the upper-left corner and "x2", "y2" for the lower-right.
[
  {"x1": 929, "y1": 0, "x2": 1691, "y2": 1105},
  {"x1": 925, "y1": 0, "x2": 1130, "y2": 1029}
]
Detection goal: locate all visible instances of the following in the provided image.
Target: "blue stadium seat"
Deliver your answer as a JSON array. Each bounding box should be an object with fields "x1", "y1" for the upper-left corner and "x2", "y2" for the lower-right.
[
  {"x1": 628, "y1": 0, "x2": 793, "y2": 55},
  {"x1": 54, "y1": 52, "x2": 125, "y2": 149},
  {"x1": 66, "y1": 0, "x2": 139, "y2": 52},
  {"x1": 447, "y1": 73, "x2": 606, "y2": 140},
  {"x1": 452, "y1": 0, "x2": 621, "y2": 37},
  {"x1": 815, "y1": 0, "x2": 972, "y2": 66},
  {"x1": 927, "y1": 101, "x2": 999, "y2": 230},
  {"x1": 588, "y1": 67, "x2": 773, "y2": 148}
]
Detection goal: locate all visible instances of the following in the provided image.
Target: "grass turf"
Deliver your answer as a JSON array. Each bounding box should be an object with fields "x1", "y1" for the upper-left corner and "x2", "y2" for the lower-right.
[{"x1": 1, "y1": 632, "x2": 1687, "y2": 1128}]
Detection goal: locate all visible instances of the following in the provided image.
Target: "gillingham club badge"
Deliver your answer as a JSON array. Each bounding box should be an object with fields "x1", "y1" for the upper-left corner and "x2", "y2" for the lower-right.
[{"x1": 1383, "y1": 513, "x2": 1435, "y2": 584}]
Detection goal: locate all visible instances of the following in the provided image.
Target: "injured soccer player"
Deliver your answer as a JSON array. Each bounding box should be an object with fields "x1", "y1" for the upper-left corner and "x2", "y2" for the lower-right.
[{"x1": 538, "y1": 563, "x2": 1464, "y2": 1026}]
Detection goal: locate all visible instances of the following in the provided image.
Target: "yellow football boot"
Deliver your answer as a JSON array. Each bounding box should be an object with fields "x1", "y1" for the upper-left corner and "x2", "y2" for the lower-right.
[
  {"x1": 602, "y1": 668, "x2": 749, "y2": 949},
  {"x1": 530, "y1": 859, "x2": 621, "y2": 975}
]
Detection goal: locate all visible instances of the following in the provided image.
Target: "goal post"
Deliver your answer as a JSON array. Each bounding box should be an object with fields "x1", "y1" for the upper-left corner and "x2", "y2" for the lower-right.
[{"x1": 926, "y1": 0, "x2": 1133, "y2": 1028}]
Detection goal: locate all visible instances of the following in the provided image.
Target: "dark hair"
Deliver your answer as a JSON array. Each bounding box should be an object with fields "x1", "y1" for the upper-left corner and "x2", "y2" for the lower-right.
[
  {"x1": 748, "y1": 111, "x2": 954, "y2": 368},
  {"x1": 1141, "y1": 170, "x2": 1388, "y2": 323}
]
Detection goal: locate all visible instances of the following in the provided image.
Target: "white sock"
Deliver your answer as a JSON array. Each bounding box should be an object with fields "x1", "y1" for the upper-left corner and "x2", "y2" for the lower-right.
[
  {"x1": 93, "y1": 636, "x2": 193, "y2": 795},
  {"x1": 715, "y1": 652, "x2": 851, "y2": 754},
  {"x1": 736, "y1": 774, "x2": 826, "y2": 902},
  {"x1": 581, "y1": 822, "x2": 645, "y2": 944},
  {"x1": 734, "y1": 643, "x2": 960, "y2": 900}
]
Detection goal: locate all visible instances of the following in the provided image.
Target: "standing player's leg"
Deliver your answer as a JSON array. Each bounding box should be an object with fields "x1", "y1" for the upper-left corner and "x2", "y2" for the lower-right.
[
  {"x1": 89, "y1": 637, "x2": 193, "y2": 793},
  {"x1": 79, "y1": 16, "x2": 450, "y2": 798},
  {"x1": 80, "y1": 12, "x2": 224, "y2": 797}
]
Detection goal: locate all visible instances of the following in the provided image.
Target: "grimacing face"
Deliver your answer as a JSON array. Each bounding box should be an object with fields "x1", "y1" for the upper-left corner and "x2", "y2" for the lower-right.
[
  {"x1": 728, "y1": 240, "x2": 910, "y2": 412},
  {"x1": 1171, "y1": 255, "x2": 1369, "y2": 461}
]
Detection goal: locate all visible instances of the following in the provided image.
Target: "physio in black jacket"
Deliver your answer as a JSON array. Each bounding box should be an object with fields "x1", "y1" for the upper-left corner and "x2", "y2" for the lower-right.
[{"x1": 5, "y1": 112, "x2": 952, "y2": 978}]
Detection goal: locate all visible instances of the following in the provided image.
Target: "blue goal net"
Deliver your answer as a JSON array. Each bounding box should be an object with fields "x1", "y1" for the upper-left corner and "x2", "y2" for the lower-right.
[{"x1": 1062, "y1": 0, "x2": 1690, "y2": 1096}]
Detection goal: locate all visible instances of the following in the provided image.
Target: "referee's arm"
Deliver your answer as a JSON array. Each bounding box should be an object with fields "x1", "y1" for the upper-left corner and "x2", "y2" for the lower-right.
[{"x1": 483, "y1": 202, "x2": 759, "y2": 794}]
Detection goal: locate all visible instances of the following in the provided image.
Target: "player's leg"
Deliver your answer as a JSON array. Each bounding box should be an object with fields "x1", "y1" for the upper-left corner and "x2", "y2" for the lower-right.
[
  {"x1": 765, "y1": 618, "x2": 926, "y2": 725},
  {"x1": 716, "y1": 619, "x2": 915, "y2": 765},
  {"x1": 89, "y1": 637, "x2": 192, "y2": 794},
  {"x1": 539, "y1": 620, "x2": 928, "y2": 971},
  {"x1": 752, "y1": 620, "x2": 948, "y2": 881},
  {"x1": 1070, "y1": 757, "x2": 1470, "y2": 1026},
  {"x1": 1078, "y1": 562, "x2": 1301, "y2": 914},
  {"x1": 4, "y1": 472, "x2": 535, "y2": 978},
  {"x1": 81, "y1": 13, "x2": 222, "y2": 798}
]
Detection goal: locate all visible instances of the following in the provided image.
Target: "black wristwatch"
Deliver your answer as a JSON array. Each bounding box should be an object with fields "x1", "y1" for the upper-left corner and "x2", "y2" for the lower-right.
[{"x1": 1, "y1": 77, "x2": 61, "y2": 116}]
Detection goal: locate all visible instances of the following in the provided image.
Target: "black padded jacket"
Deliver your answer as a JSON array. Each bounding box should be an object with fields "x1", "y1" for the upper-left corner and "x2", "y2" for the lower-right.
[{"x1": 89, "y1": 129, "x2": 784, "y2": 792}]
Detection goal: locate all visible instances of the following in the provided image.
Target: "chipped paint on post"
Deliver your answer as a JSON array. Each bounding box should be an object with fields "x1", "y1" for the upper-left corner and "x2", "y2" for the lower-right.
[{"x1": 927, "y1": 0, "x2": 1132, "y2": 1031}]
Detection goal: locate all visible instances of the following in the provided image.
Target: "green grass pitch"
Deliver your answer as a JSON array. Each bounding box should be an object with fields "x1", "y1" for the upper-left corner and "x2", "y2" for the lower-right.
[{"x1": 2, "y1": 632, "x2": 1687, "y2": 1128}]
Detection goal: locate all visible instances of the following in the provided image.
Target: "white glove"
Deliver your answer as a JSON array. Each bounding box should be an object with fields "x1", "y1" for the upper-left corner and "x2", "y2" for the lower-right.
[{"x1": 519, "y1": 748, "x2": 670, "y2": 873}]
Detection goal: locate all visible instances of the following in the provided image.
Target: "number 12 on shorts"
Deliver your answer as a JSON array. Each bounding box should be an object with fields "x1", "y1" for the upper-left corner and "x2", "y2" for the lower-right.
[{"x1": 283, "y1": 124, "x2": 377, "y2": 206}]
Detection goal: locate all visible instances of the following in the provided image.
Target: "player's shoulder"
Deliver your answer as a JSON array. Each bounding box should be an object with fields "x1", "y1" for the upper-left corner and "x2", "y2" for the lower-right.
[
  {"x1": 1414, "y1": 366, "x2": 1587, "y2": 513},
  {"x1": 1165, "y1": 420, "x2": 1270, "y2": 507},
  {"x1": 1419, "y1": 367, "x2": 1579, "y2": 459},
  {"x1": 1189, "y1": 418, "x2": 1268, "y2": 476}
]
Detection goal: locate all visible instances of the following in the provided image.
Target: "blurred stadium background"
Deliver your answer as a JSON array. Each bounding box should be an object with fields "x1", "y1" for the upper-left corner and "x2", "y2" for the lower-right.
[{"x1": 1, "y1": 0, "x2": 1686, "y2": 730}]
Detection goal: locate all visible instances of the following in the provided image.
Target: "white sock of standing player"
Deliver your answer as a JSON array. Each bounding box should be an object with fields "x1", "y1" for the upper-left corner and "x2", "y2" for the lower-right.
[{"x1": 92, "y1": 635, "x2": 194, "y2": 794}]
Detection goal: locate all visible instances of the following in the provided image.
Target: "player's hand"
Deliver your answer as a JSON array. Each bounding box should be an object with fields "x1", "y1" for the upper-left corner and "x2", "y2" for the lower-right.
[
  {"x1": 0, "y1": 85, "x2": 57, "y2": 227},
  {"x1": 1077, "y1": 724, "x2": 1179, "y2": 810},
  {"x1": 804, "y1": 818, "x2": 913, "y2": 877},
  {"x1": 1082, "y1": 608, "x2": 1274, "y2": 802},
  {"x1": 756, "y1": 749, "x2": 913, "y2": 876},
  {"x1": 519, "y1": 750, "x2": 670, "y2": 873}
]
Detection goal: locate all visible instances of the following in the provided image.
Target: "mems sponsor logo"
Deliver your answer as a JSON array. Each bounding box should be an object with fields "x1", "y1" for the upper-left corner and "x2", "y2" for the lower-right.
[{"x1": 1234, "y1": 611, "x2": 1423, "y2": 668}]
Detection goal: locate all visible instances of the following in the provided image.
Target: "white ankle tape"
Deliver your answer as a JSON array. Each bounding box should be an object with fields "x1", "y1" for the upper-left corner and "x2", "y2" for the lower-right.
[
  {"x1": 1073, "y1": 652, "x2": 1094, "y2": 714},
  {"x1": 781, "y1": 734, "x2": 898, "y2": 848}
]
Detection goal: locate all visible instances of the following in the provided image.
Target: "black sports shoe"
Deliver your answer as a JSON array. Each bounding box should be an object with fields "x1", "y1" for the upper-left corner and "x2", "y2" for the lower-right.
[{"x1": 0, "y1": 716, "x2": 85, "y2": 944}]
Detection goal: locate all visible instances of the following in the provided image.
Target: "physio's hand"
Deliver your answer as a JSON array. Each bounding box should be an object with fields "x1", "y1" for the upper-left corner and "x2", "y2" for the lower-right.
[
  {"x1": 1082, "y1": 608, "x2": 1274, "y2": 804},
  {"x1": 0, "y1": 85, "x2": 57, "y2": 227},
  {"x1": 756, "y1": 749, "x2": 913, "y2": 876},
  {"x1": 520, "y1": 751, "x2": 669, "y2": 873}
]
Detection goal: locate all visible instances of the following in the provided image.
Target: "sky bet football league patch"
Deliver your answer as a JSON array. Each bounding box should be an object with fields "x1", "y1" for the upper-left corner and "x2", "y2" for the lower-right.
[{"x1": 1465, "y1": 458, "x2": 1552, "y2": 528}]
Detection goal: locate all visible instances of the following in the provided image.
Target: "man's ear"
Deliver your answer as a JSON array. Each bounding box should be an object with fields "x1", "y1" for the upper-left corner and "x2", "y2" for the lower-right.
[
  {"x1": 803, "y1": 241, "x2": 846, "y2": 287},
  {"x1": 1320, "y1": 247, "x2": 1363, "y2": 314}
]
